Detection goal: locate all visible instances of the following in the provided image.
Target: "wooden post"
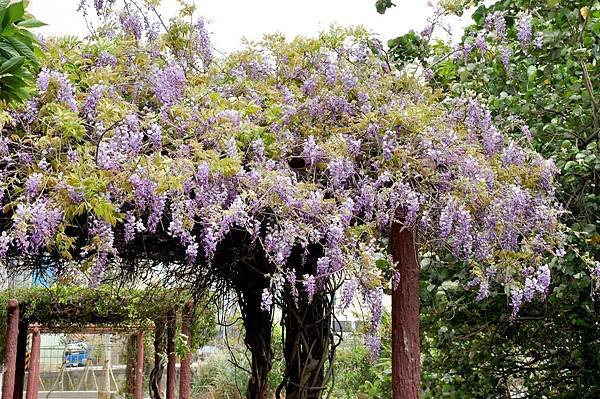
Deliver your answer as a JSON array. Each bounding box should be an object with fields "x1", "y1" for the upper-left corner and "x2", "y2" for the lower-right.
[
  {"x1": 390, "y1": 223, "x2": 421, "y2": 399},
  {"x1": 126, "y1": 334, "x2": 136, "y2": 397},
  {"x1": 25, "y1": 327, "x2": 41, "y2": 399},
  {"x1": 2, "y1": 299, "x2": 20, "y2": 399},
  {"x1": 179, "y1": 300, "x2": 193, "y2": 399},
  {"x1": 166, "y1": 309, "x2": 177, "y2": 399},
  {"x1": 13, "y1": 317, "x2": 28, "y2": 399},
  {"x1": 135, "y1": 331, "x2": 144, "y2": 399}
]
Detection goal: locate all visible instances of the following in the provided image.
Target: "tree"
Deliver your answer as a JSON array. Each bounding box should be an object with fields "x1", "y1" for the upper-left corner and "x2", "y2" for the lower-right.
[
  {"x1": 0, "y1": 1, "x2": 562, "y2": 398},
  {"x1": 380, "y1": 0, "x2": 600, "y2": 396}
]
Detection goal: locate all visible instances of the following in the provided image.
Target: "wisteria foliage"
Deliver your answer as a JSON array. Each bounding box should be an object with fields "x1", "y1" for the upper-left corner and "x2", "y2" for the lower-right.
[{"x1": 0, "y1": 3, "x2": 562, "y2": 339}]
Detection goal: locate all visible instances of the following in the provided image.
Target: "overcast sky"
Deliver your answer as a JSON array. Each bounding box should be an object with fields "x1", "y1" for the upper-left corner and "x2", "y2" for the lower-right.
[{"x1": 28, "y1": 0, "x2": 469, "y2": 53}]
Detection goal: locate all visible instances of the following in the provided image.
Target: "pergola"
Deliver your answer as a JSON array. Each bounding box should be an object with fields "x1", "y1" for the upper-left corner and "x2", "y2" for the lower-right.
[{"x1": 0, "y1": 288, "x2": 202, "y2": 399}]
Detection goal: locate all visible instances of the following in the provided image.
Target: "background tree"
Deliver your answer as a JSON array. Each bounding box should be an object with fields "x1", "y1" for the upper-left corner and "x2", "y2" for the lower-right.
[{"x1": 379, "y1": 0, "x2": 600, "y2": 396}]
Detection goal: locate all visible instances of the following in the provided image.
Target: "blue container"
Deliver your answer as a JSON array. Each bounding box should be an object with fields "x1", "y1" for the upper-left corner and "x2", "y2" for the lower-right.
[{"x1": 64, "y1": 347, "x2": 90, "y2": 367}]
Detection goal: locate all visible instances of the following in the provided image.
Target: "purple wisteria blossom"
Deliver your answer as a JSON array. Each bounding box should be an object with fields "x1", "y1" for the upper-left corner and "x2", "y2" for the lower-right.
[
  {"x1": 534, "y1": 32, "x2": 544, "y2": 49},
  {"x1": 364, "y1": 334, "x2": 381, "y2": 359},
  {"x1": 260, "y1": 288, "x2": 273, "y2": 312},
  {"x1": 516, "y1": 13, "x2": 533, "y2": 46},
  {"x1": 500, "y1": 45, "x2": 511, "y2": 71},
  {"x1": 120, "y1": 12, "x2": 143, "y2": 39},
  {"x1": 97, "y1": 51, "x2": 117, "y2": 68},
  {"x1": 151, "y1": 63, "x2": 186, "y2": 106},
  {"x1": 303, "y1": 135, "x2": 322, "y2": 167},
  {"x1": 193, "y1": 18, "x2": 213, "y2": 66},
  {"x1": 36, "y1": 69, "x2": 77, "y2": 111},
  {"x1": 24, "y1": 173, "x2": 43, "y2": 200},
  {"x1": 303, "y1": 275, "x2": 316, "y2": 303}
]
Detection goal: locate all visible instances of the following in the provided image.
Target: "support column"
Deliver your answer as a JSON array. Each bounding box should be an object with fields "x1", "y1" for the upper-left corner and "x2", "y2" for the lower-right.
[
  {"x1": 135, "y1": 331, "x2": 144, "y2": 399},
  {"x1": 126, "y1": 334, "x2": 136, "y2": 397},
  {"x1": 166, "y1": 309, "x2": 177, "y2": 399},
  {"x1": 25, "y1": 327, "x2": 41, "y2": 399},
  {"x1": 2, "y1": 299, "x2": 20, "y2": 399},
  {"x1": 149, "y1": 321, "x2": 165, "y2": 399},
  {"x1": 179, "y1": 300, "x2": 193, "y2": 399},
  {"x1": 390, "y1": 223, "x2": 421, "y2": 399},
  {"x1": 13, "y1": 317, "x2": 28, "y2": 399}
]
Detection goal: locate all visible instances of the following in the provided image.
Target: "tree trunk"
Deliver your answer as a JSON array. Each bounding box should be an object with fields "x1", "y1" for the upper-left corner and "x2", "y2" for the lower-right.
[
  {"x1": 279, "y1": 245, "x2": 332, "y2": 399},
  {"x1": 243, "y1": 305, "x2": 273, "y2": 399},
  {"x1": 166, "y1": 309, "x2": 177, "y2": 399},
  {"x1": 281, "y1": 292, "x2": 332, "y2": 399},
  {"x1": 149, "y1": 321, "x2": 165, "y2": 399},
  {"x1": 179, "y1": 300, "x2": 193, "y2": 399},
  {"x1": 235, "y1": 248, "x2": 273, "y2": 399},
  {"x1": 390, "y1": 223, "x2": 421, "y2": 399}
]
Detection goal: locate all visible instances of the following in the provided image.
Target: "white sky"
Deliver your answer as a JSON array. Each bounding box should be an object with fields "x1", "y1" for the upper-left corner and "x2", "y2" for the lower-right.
[{"x1": 28, "y1": 0, "x2": 467, "y2": 53}]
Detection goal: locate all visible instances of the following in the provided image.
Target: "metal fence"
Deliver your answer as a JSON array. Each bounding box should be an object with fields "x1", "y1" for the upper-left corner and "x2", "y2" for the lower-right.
[{"x1": 38, "y1": 335, "x2": 128, "y2": 372}]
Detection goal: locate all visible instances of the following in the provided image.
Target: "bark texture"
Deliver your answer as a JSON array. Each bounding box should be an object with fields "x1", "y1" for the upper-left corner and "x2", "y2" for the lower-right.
[
  {"x1": 149, "y1": 321, "x2": 165, "y2": 399},
  {"x1": 390, "y1": 223, "x2": 421, "y2": 399},
  {"x1": 235, "y1": 247, "x2": 273, "y2": 399},
  {"x1": 178, "y1": 300, "x2": 193, "y2": 399},
  {"x1": 135, "y1": 331, "x2": 144, "y2": 399},
  {"x1": 279, "y1": 245, "x2": 333, "y2": 399},
  {"x1": 166, "y1": 309, "x2": 177, "y2": 399}
]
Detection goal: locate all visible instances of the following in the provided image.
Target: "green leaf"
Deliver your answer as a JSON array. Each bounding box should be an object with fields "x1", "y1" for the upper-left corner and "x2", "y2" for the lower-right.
[
  {"x1": 527, "y1": 65, "x2": 537, "y2": 81},
  {"x1": 1, "y1": 1, "x2": 24, "y2": 30},
  {"x1": 0, "y1": 40, "x2": 18, "y2": 57},
  {"x1": 0, "y1": 55, "x2": 24, "y2": 74},
  {"x1": 16, "y1": 18, "x2": 45, "y2": 28},
  {"x1": 6, "y1": 36, "x2": 36, "y2": 63},
  {"x1": 0, "y1": 0, "x2": 9, "y2": 21}
]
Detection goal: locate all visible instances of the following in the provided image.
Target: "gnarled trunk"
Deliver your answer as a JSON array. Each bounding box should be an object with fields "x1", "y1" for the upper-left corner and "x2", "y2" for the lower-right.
[
  {"x1": 234, "y1": 246, "x2": 273, "y2": 399},
  {"x1": 166, "y1": 309, "x2": 177, "y2": 399},
  {"x1": 149, "y1": 320, "x2": 165, "y2": 399},
  {"x1": 281, "y1": 292, "x2": 333, "y2": 399},
  {"x1": 278, "y1": 245, "x2": 334, "y2": 399}
]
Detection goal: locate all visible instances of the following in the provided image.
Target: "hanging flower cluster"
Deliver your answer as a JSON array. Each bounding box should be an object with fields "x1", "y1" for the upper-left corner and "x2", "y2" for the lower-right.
[
  {"x1": 445, "y1": 8, "x2": 543, "y2": 72},
  {"x1": 0, "y1": 4, "x2": 562, "y2": 340}
]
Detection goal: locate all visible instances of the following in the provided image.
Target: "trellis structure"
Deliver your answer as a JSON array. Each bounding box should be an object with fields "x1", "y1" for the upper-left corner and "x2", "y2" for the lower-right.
[{"x1": 0, "y1": 287, "x2": 213, "y2": 399}]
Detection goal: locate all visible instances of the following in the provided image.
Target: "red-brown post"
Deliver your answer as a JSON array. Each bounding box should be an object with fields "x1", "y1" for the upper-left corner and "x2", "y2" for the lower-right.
[
  {"x1": 179, "y1": 300, "x2": 193, "y2": 399},
  {"x1": 166, "y1": 309, "x2": 177, "y2": 399},
  {"x1": 126, "y1": 334, "x2": 136, "y2": 397},
  {"x1": 390, "y1": 223, "x2": 421, "y2": 399},
  {"x1": 25, "y1": 326, "x2": 41, "y2": 399},
  {"x1": 2, "y1": 299, "x2": 20, "y2": 399},
  {"x1": 135, "y1": 331, "x2": 144, "y2": 399},
  {"x1": 13, "y1": 318, "x2": 28, "y2": 399}
]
